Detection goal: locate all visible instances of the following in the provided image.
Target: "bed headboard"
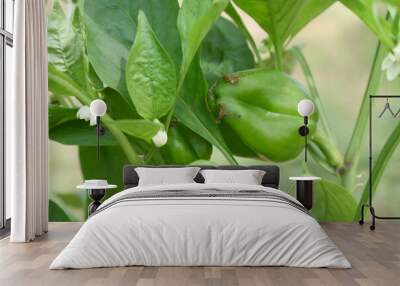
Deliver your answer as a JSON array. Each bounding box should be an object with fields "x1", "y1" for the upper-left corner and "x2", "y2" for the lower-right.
[{"x1": 123, "y1": 165, "x2": 280, "y2": 189}]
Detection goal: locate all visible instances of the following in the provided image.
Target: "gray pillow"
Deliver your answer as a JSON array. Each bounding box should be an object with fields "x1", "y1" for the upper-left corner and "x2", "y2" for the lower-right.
[
  {"x1": 200, "y1": 169, "x2": 266, "y2": 185},
  {"x1": 135, "y1": 167, "x2": 200, "y2": 186}
]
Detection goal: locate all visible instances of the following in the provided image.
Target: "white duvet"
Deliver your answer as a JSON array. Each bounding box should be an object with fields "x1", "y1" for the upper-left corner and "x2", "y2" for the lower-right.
[{"x1": 50, "y1": 183, "x2": 351, "y2": 269}]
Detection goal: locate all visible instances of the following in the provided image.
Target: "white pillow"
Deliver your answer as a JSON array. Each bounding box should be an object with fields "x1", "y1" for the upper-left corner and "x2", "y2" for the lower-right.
[
  {"x1": 135, "y1": 167, "x2": 200, "y2": 186},
  {"x1": 200, "y1": 169, "x2": 266, "y2": 185}
]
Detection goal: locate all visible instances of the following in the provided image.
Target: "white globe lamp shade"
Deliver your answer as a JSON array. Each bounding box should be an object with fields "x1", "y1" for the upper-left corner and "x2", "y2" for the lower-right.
[
  {"x1": 90, "y1": 99, "x2": 107, "y2": 117},
  {"x1": 297, "y1": 99, "x2": 315, "y2": 117}
]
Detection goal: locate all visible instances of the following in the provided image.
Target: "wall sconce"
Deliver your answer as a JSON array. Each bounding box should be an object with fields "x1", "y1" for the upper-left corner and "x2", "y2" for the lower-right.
[
  {"x1": 90, "y1": 99, "x2": 107, "y2": 160},
  {"x1": 297, "y1": 99, "x2": 315, "y2": 162}
]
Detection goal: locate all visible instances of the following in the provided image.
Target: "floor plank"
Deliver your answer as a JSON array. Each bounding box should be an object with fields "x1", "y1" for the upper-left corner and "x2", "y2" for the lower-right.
[{"x1": 0, "y1": 222, "x2": 399, "y2": 286}]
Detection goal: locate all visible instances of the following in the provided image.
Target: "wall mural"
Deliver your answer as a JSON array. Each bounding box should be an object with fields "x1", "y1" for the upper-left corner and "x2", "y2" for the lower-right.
[{"x1": 48, "y1": 0, "x2": 400, "y2": 222}]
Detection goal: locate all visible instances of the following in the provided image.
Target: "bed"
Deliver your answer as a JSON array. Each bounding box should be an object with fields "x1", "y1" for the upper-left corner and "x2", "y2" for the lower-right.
[{"x1": 50, "y1": 165, "x2": 351, "y2": 269}]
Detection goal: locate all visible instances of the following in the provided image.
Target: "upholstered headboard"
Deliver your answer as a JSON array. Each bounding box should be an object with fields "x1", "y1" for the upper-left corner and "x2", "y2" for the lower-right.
[{"x1": 123, "y1": 165, "x2": 280, "y2": 189}]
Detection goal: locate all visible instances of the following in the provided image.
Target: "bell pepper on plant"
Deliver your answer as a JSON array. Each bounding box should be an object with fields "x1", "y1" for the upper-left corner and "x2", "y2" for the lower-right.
[
  {"x1": 160, "y1": 122, "x2": 213, "y2": 165},
  {"x1": 210, "y1": 68, "x2": 318, "y2": 162},
  {"x1": 218, "y1": 121, "x2": 258, "y2": 158}
]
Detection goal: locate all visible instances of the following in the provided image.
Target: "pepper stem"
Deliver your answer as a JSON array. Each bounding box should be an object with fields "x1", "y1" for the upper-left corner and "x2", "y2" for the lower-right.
[{"x1": 310, "y1": 130, "x2": 344, "y2": 173}]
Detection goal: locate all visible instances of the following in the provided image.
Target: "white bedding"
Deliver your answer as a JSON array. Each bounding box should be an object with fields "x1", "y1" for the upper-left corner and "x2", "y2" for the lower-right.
[{"x1": 50, "y1": 183, "x2": 351, "y2": 269}]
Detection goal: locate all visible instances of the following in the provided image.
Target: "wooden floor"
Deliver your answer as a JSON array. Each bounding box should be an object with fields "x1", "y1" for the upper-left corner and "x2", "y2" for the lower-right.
[{"x1": 0, "y1": 223, "x2": 399, "y2": 286}]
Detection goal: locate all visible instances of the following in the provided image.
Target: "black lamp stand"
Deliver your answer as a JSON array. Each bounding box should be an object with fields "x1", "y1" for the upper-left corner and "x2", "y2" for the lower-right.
[
  {"x1": 96, "y1": 116, "x2": 105, "y2": 160},
  {"x1": 298, "y1": 116, "x2": 310, "y2": 162}
]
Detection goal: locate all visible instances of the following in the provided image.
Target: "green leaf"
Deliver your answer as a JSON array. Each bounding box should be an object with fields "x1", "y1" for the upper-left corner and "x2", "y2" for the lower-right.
[
  {"x1": 49, "y1": 106, "x2": 77, "y2": 129},
  {"x1": 48, "y1": 64, "x2": 90, "y2": 103},
  {"x1": 83, "y1": 0, "x2": 181, "y2": 97},
  {"x1": 103, "y1": 87, "x2": 139, "y2": 120},
  {"x1": 178, "y1": 0, "x2": 230, "y2": 83},
  {"x1": 339, "y1": 0, "x2": 394, "y2": 49},
  {"x1": 88, "y1": 63, "x2": 104, "y2": 92},
  {"x1": 79, "y1": 146, "x2": 127, "y2": 188},
  {"x1": 126, "y1": 11, "x2": 177, "y2": 120},
  {"x1": 50, "y1": 120, "x2": 118, "y2": 146},
  {"x1": 48, "y1": 1, "x2": 88, "y2": 88},
  {"x1": 201, "y1": 17, "x2": 255, "y2": 85},
  {"x1": 175, "y1": 56, "x2": 237, "y2": 165},
  {"x1": 386, "y1": 0, "x2": 400, "y2": 8},
  {"x1": 225, "y1": 3, "x2": 262, "y2": 63},
  {"x1": 190, "y1": 160, "x2": 217, "y2": 166},
  {"x1": 54, "y1": 192, "x2": 85, "y2": 211},
  {"x1": 312, "y1": 180, "x2": 357, "y2": 222},
  {"x1": 49, "y1": 63, "x2": 144, "y2": 165},
  {"x1": 49, "y1": 62, "x2": 143, "y2": 165},
  {"x1": 176, "y1": 124, "x2": 213, "y2": 160},
  {"x1": 79, "y1": 146, "x2": 129, "y2": 219},
  {"x1": 48, "y1": 64, "x2": 76, "y2": 98},
  {"x1": 49, "y1": 199, "x2": 74, "y2": 222},
  {"x1": 111, "y1": 119, "x2": 161, "y2": 142},
  {"x1": 233, "y1": 0, "x2": 334, "y2": 68},
  {"x1": 234, "y1": 0, "x2": 334, "y2": 45}
]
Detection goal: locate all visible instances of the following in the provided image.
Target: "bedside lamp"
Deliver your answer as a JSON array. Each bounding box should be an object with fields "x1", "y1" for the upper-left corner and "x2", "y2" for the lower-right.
[
  {"x1": 90, "y1": 99, "x2": 107, "y2": 160},
  {"x1": 297, "y1": 99, "x2": 315, "y2": 162}
]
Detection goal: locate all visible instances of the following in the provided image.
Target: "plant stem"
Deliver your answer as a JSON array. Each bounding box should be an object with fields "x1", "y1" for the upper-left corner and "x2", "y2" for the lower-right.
[
  {"x1": 311, "y1": 129, "x2": 344, "y2": 173},
  {"x1": 144, "y1": 146, "x2": 156, "y2": 163},
  {"x1": 102, "y1": 116, "x2": 142, "y2": 164},
  {"x1": 291, "y1": 47, "x2": 335, "y2": 140},
  {"x1": 274, "y1": 44, "x2": 284, "y2": 71},
  {"x1": 48, "y1": 69, "x2": 142, "y2": 164},
  {"x1": 342, "y1": 40, "x2": 385, "y2": 190},
  {"x1": 308, "y1": 143, "x2": 337, "y2": 174},
  {"x1": 354, "y1": 121, "x2": 400, "y2": 221}
]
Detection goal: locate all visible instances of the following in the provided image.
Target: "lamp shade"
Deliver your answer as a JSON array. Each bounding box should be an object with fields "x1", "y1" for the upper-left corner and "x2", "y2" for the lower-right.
[
  {"x1": 297, "y1": 99, "x2": 315, "y2": 117},
  {"x1": 90, "y1": 99, "x2": 107, "y2": 117}
]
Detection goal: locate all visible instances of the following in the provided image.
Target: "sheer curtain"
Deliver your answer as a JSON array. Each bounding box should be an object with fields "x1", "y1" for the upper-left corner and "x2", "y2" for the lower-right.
[{"x1": 8, "y1": 0, "x2": 48, "y2": 242}]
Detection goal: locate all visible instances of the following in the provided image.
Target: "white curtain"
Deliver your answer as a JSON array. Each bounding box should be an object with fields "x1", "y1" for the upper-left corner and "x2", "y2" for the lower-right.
[{"x1": 8, "y1": 0, "x2": 48, "y2": 242}]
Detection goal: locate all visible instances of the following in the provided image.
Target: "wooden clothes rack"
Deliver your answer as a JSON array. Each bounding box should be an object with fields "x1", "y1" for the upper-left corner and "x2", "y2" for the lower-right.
[{"x1": 359, "y1": 95, "x2": 400, "y2": 230}]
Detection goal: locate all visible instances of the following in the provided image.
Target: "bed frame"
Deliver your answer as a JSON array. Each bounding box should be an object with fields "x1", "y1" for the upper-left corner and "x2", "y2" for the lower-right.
[{"x1": 123, "y1": 165, "x2": 280, "y2": 189}]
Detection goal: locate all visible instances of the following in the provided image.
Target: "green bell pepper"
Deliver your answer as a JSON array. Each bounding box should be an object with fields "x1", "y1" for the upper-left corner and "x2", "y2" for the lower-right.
[
  {"x1": 161, "y1": 122, "x2": 213, "y2": 165},
  {"x1": 219, "y1": 121, "x2": 258, "y2": 158},
  {"x1": 211, "y1": 69, "x2": 318, "y2": 162}
]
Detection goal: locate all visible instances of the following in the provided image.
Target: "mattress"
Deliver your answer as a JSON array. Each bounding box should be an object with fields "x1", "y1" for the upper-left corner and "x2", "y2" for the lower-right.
[{"x1": 50, "y1": 183, "x2": 351, "y2": 269}]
